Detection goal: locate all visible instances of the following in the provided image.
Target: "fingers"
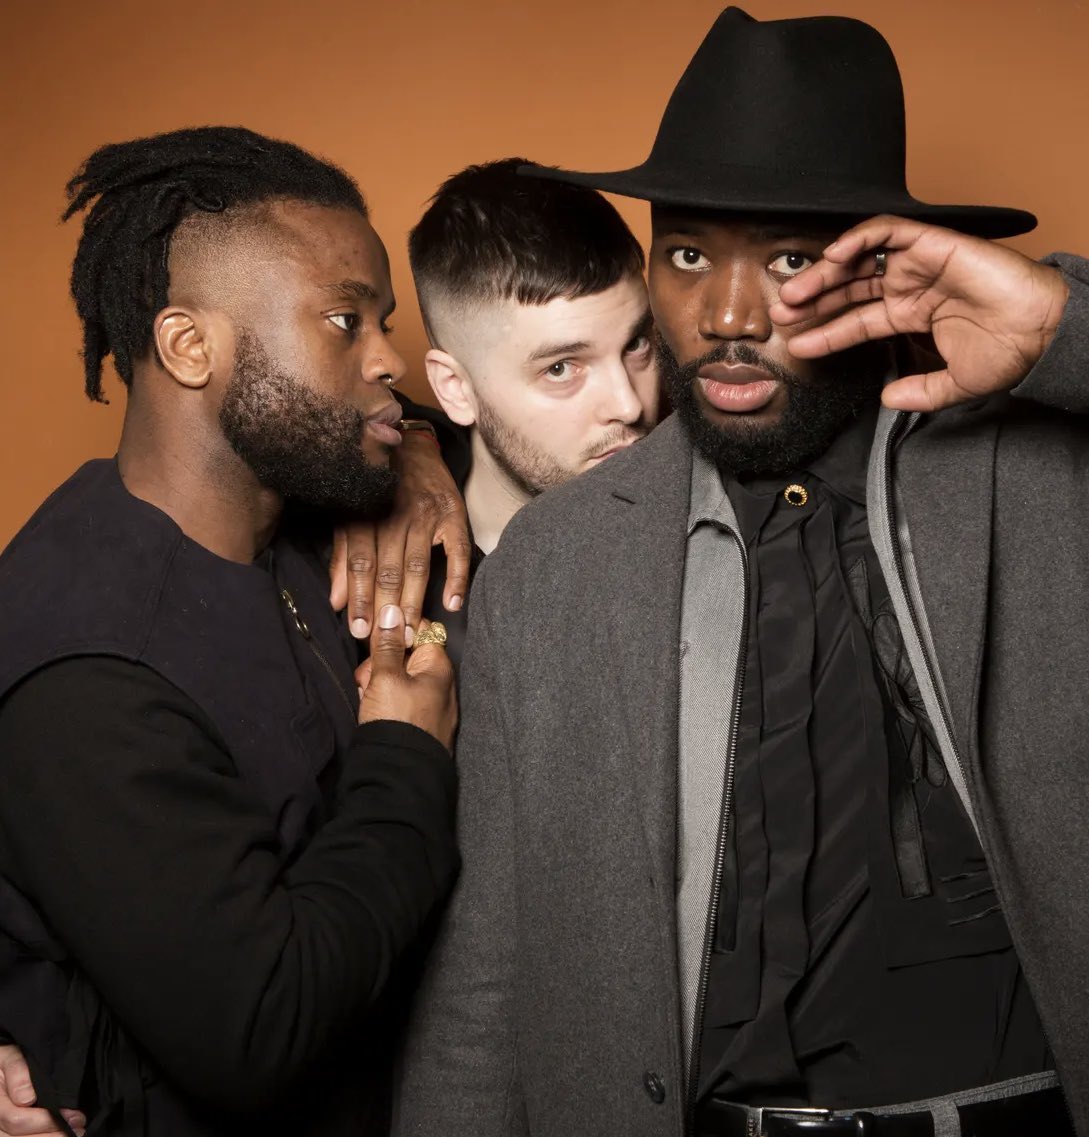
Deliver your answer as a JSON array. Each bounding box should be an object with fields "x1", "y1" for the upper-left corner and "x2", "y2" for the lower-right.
[
  {"x1": 771, "y1": 274, "x2": 885, "y2": 327},
  {"x1": 437, "y1": 521, "x2": 472, "y2": 614},
  {"x1": 367, "y1": 604, "x2": 407, "y2": 679},
  {"x1": 786, "y1": 298, "x2": 900, "y2": 359},
  {"x1": 60, "y1": 1113, "x2": 87, "y2": 1137},
  {"x1": 404, "y1": 619, "x2": 452, "y2": 678},
  {"x1": 776, "y1": 214, "x2": 931, "y2": 309},
  {"x1": 343, "y1": 524, "x2": 378, "y2": 641},
  {"x1": 374, "y1": 535, "x2": 413, "y2": 649},
  {"x1": 0, "y1": 1045, "x2": 81, "y2": 1135},
  {"x1": 0, "y1": 1105, "x2": 79, "y2": 1136},
  {"x1": 328, "y1": 527, "x2": 348, "y2": 612},
  {"x1": 396, "y1": 515, "x2": 437, "y2": 640},
  {"x1": 0, "y1": 1049, "x2": 34, "y2": 1110},
  {"x1": 880, "y1": 368, "x2": 965, "y2": 413}
]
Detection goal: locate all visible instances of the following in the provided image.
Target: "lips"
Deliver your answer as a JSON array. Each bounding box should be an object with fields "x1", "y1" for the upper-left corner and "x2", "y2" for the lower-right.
[
  {"x1": 697, "y1": 362, "x2": 780, "y2": 414},
  {"x1": 364, "y1": 400, "x2": 404, "y2": 447}
]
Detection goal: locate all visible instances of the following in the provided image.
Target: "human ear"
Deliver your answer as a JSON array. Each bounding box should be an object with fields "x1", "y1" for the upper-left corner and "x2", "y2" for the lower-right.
[
  {"x1": 424, "y1": 349, "x2": 477, "y2": 426},
  {"x1": 153, "y1": 307, "x2": 213, "y2": 390}
]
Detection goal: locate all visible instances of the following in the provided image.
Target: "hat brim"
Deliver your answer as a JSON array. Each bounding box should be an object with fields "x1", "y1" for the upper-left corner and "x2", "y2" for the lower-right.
[{"x1": 520, "y1": 161, "x2": 1036, "y2": 239}]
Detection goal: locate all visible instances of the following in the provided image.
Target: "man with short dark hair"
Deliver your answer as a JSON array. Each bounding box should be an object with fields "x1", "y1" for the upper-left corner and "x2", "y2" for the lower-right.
[
  {"x1": 0, "y1": 126, "x2": 460, "y2": 1137},
  {"x1": 394, "y1": 10, "x2": 1089, "y2": 1137},
  {"x1": 342, "y1": 158, "x2": 659, "y2": 667}
]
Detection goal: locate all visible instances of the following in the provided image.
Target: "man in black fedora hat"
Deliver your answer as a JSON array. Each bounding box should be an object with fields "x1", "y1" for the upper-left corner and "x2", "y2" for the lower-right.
[{"x1": 393, "y1": 7, "x2": 1089, "y2": 1137}]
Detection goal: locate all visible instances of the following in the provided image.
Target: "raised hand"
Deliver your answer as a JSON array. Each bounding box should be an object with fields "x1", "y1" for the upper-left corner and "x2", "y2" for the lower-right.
[{"x1": 770, "y1": 214, "x2": 1069, "y2": 412}]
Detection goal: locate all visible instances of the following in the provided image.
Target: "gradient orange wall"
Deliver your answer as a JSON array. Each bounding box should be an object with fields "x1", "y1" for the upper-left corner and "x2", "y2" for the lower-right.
[{"x1": 3, "y1": 0, "x2": 1087, "y2": 545}]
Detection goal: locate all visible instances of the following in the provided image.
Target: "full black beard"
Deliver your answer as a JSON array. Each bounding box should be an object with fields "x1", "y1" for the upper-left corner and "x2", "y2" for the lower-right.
[
  {"x1": 219, "y1": 331, "x2": 398, "y2": 513},
  {"x1": 658, "y1": 335, "x2": 886, "y2": 476}
]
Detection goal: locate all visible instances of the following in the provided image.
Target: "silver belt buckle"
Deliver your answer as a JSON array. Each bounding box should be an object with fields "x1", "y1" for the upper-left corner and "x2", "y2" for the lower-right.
[{"x1": 749, "y1": 1106, "x2": 835, "y2": 1136}]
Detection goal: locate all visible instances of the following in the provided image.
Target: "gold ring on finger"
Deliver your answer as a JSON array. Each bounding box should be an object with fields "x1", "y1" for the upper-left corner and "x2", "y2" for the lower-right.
[{"x1": 413, "y1": 621, "x2": 448, "y2": 648}]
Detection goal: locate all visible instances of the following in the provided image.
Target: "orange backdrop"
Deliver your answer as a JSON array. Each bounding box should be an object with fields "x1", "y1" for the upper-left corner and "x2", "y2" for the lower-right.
[{"x1": 2, "y1": 0, "x2": 1087, "y2": 545}]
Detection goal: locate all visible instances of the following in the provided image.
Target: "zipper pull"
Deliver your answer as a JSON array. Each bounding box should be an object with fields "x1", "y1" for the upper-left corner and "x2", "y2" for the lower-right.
[{"x1": 280, "y1": 589, "x2": 311, "y2": 639}]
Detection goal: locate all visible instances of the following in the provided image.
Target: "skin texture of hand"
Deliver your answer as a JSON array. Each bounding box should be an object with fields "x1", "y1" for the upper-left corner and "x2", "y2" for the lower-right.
[
  {"x1": 329, "y1": 431, "x2": 472, "y2": 646},
  {"x1": 354, "y1": 605, "x2": 458, "y2": 751},
  {"x1": 0, "y1": 1046, "x2": 85, "y2": 1137},
  {"x1": 770, "y1": 214, "x2": 1070, "y2": 412}
]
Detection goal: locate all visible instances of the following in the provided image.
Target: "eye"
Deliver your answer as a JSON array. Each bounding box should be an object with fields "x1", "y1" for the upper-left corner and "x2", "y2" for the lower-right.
[
  {"x1": 624, "y1": 334, "x2": 652, "y2": 355},
  {"x1": 545, "y1": 361, "x2": 572, "y2": 381},
  {"x1": 768, "y1": 251, "x2": 814, "y2": 277},
  {"x1": 328, "y1": 312, "x2": 359, "y2": 334},
  {"x1": 669, "y1": 247, "x2": 710, "y2": 272}
]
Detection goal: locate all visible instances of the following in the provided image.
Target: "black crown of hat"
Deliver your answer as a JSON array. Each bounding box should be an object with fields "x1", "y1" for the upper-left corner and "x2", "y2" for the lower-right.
[{"x1": 524, "y1": 7, "x2": 1034, "y2": 238}]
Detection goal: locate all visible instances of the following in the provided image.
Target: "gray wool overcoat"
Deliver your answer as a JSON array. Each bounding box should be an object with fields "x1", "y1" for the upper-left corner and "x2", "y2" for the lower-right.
[{"x1": 394, "y1": 253, "x2": 1089, "y2": 1137}]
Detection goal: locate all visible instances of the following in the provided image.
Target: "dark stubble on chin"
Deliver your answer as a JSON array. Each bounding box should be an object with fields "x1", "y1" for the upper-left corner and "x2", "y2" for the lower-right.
[
  {"x1": 658, "y1": 333, "x2": 886, "y2": 477},
  {"x1": 218, "y1": 330, "x2": 398, "y2": 514}
]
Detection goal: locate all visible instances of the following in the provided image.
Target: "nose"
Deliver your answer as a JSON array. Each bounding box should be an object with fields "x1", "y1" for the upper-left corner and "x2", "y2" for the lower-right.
[
  {"x1": 698, "y1": 260, "x2": 772, "y2": 343},
  {"x1": 597, "y1": 359, "x2": 646, "y2": 426},
  {"x1": 363, "y1": 333, "x2": 407, "y2": 387}
]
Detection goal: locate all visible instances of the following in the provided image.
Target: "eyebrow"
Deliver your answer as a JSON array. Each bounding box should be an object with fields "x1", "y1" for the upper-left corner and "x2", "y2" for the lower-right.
[
  {"x1": 324, "y1": 279, "x2": 396, "y2": 321},
  {"x1": 624, "y1": 307, "x2": 653, "y2": 344},
  {"x1": 525, "y1": 306, "x2": 652, "y2": 365},
  {"x1": 325, "y1": 279, "x2": 379, "y2": 303},
  {"x1": 527, "y1": 339, "x2": 591, "y2": 364}
]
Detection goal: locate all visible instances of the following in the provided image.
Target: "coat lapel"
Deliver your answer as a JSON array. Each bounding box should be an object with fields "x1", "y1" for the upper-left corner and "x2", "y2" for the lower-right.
[{"x1": 595, "y1": 415, "x2": 694, "y2": 894}]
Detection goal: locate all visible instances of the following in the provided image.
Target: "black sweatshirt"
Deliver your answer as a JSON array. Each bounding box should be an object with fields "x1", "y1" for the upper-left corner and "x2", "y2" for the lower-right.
[{"x1": 0, "y1": 654, "x2": 457, "y2": 1119}]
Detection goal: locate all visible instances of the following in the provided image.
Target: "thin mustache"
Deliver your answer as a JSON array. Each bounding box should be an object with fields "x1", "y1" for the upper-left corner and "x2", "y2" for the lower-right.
[
  {"x1": 584, "y1": 427, "x2": 647, "y2": 461},
  {"x1": 672, "y1": 341, "x2": 800, "y2": 388}
]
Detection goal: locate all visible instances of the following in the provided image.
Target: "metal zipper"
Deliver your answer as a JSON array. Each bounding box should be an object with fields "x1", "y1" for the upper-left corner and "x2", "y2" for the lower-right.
[
  {"x1": 280, "y1": 588, "x2": 357, "y2": 719},
  {"x1": 684, "y1": 530, "x2": 749, "y2": 1134}
]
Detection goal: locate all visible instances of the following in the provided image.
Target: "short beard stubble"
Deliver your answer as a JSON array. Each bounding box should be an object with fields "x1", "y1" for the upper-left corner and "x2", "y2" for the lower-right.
[{"x1": 474, "y1": 395, "x2": 646, "y2": 498}]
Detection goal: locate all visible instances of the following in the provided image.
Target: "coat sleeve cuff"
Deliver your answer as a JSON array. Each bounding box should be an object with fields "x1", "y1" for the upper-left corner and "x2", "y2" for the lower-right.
[{"x1": 1011, "y1": 253, "x2": 1089, "y2": 413}]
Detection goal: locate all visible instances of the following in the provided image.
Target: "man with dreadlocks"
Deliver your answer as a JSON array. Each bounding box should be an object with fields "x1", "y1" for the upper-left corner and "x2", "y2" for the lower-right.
[{"x1": 0, "y1": 126, "x2": 462, "y2": 1136}]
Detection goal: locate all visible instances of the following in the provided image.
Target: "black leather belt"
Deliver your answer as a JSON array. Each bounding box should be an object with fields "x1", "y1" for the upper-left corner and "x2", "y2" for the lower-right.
[{"x1": 696, "y1": 1085, "x2": 1072, "y2": 1137}]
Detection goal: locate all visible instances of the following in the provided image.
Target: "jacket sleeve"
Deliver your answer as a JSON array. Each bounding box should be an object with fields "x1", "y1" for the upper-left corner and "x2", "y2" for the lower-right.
[
  {"x1": 0, "y1": 655, "x2": 458, "y2": 1115},
  {"x1": 1011, "y1": 253, "x2": 1089, "y2": 413},
  {"x1": 392, "y1": 561, "x2": 528, "y2": 1136}
]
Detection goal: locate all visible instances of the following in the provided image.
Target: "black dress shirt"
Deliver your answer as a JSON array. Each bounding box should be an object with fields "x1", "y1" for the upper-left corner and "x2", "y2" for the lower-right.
[{"x1": 697, "y1": 411, "x2": 1052, "y2": 1109}]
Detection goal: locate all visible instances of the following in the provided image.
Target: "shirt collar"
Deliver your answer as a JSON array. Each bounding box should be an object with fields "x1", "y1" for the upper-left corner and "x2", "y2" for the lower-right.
[{"x1": 688, "y1": 447, "x2": 737, "y2": 535}]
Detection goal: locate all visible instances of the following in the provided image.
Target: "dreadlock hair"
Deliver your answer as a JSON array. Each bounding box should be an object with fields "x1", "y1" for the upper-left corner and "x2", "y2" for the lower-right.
[
  {"x1": 408, "y1": 157, "x2": 644, "y2": 346},
  {"x1": 63, "y1": 126, "x2": 368, "y2": 403}
]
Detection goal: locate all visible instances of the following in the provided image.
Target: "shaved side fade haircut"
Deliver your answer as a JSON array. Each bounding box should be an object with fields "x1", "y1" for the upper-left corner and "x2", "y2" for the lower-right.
[
  {"x1": 64, "y1": 126, "x2": 367, "y2": 402},
  {"x1": 408, "y1": 158, "x2": 645, "y2": 345}
]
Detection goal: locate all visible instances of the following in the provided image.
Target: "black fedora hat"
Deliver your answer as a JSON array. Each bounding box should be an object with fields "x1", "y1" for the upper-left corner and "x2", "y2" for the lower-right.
[{"x1": 523, "y1": 7, "x2": 1035, "y2": 238}]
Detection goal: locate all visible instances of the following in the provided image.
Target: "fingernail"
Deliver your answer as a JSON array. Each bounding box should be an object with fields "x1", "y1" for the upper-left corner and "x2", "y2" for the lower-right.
[
  {"x1": 404, "y1": 625, "x2": 415, "y2": 648},
  {"x1": 378, "y1": 604, "x2": 401, "y2": 629},
  {"x1": 448, "y1": 595, "x2": 462, "y2": 611},
  {"x1": 825, "y1": 240, "x2": 840, "y2": 253},
  {"x1": 350, "y1": 618, "x2": 369, "y2": 639}
]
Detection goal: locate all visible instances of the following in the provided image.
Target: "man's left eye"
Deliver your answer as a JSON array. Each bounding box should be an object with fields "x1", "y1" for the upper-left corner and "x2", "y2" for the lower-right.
[
  {"x1": 768, "y1": 252, "x2": 814, "y2": 277},
  {"x1": 545, "y1": 361, "x2": 571, "y2": 380},
  {"x1": 329, "y1": 313, "x2": 359, "y2": 333}
]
